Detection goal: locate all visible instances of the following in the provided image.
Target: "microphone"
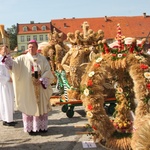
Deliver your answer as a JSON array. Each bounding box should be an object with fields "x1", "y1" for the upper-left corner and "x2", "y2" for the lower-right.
[{"x1": 34, "y1": 71, "x2": 38, "y2": 79}]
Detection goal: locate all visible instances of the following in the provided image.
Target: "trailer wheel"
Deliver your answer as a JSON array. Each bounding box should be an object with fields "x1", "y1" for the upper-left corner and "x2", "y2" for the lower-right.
[
  {"x1": 66, "y1": 109, "x2": 74, "y2": 118},
  {"x1": 62, "y1": 104, "x2": 68, "y2": 113}
]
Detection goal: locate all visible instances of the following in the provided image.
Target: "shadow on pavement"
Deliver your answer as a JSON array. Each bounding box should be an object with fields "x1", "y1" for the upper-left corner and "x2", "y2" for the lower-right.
[{"x1": 0, "y1": 140, "x2": 80, "y2": 150}]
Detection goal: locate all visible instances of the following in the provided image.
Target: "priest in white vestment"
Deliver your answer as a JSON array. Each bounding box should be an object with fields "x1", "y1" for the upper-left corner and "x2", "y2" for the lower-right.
[
  {"x1": 5, "y1": 40, "x2": 54, "y2": 135},
  {"x1": 0, "y1": 45, "x2": 16, "y2": 126}
]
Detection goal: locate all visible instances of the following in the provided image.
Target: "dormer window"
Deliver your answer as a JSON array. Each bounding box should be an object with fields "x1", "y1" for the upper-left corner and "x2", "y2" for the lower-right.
[
  {"x1": 32, "y1": 26, "x2": 37, "y2": 31},
  {"x1": 23, "y1": 26, "x2": 28, "y2": 32},
  {"x1": 42, "y1": 25, "x2": 46, "y2": 31}
]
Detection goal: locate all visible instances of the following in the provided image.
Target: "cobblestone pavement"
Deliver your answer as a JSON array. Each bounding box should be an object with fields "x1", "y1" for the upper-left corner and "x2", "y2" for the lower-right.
[{"x1": 0, "y1": 103, "x2": 107, "y2": 150}]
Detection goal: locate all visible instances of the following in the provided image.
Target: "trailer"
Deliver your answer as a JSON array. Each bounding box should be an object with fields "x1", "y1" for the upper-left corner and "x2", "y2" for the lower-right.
[{"x1": 51, "y1": 96, "x2": 116, "y2": 118}]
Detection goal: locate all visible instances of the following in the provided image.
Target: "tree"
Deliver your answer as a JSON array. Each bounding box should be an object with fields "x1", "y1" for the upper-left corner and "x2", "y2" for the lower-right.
[{"x1": 6, "y1": 25, "x2": 17, "y2": 50}]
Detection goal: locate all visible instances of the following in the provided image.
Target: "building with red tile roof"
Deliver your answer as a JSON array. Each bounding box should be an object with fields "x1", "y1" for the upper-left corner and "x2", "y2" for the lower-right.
[
  {"x1": 17, "y1": 21, "x2": 50, "y2": 50},
  {"x1": 51, "y1": 13, "x2": 150, "y2": 42},
  {"x1": 17, "y1": 13, "x2": 150, "y2": 51}
]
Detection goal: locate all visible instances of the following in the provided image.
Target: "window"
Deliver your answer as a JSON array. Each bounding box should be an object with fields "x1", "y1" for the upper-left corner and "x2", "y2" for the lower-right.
[
  {"x1": 27, "y1": 36, "x2": 30, "y2": 41},
  {"x1": 39, "y1": 35, "x2": 43, "y2": 41},
  {"x1": 20, "y1": 36, "x2": 24, "y2": 42},
  {"x1": 32, "y1": 26, "x2": 37, "y2": 31},
  {"x1": 45, "y1": 34, "x2": 48, "y2": 41},
  {"x1": 42, "y1": 25, "x2": 46, "y2": 31},
  {"x1": 21, "y1": 46, "x2": 25, "y2": 51},
  {"x1": 33, "y1": 35, "x2": 37, "y2": 41},
  {"x1": 23, "y1": 26, "x2": 28, "y2": 32}
]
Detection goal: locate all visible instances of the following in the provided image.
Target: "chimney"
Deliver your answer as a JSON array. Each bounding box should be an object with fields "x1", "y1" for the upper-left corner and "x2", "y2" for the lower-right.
[
  {"x1": 30, "y1": 21, "x2": 34, "y2": 24},
  {"x1": 104, "y1": 16, "x2": 108, "y2": 22},
  {"x1": 143, "y1": 12, "x2": 146, "y2": 18},
  {"x1": 64, "y1": 23, "x2": 67, "y2": 28}
]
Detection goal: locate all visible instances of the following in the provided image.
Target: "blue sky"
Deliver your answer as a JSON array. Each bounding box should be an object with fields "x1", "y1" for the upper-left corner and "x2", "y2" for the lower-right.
[{"x1": 0, "y1": 0, "x2": 150, "y2": 29}]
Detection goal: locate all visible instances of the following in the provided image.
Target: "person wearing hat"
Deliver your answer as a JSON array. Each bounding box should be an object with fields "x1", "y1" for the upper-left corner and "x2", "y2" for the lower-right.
[
  {"x1": 0, "y1": 44, "x2": 17, "y2": 126},
  {"x1": 4, "y1": 40, "x2": 54, "y2": 135}
]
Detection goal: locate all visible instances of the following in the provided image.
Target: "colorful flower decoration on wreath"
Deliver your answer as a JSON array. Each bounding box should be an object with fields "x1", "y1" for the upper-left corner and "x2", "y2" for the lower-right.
[{"x1": 140, "y1": 63, "x2": 150, "y2": 103}]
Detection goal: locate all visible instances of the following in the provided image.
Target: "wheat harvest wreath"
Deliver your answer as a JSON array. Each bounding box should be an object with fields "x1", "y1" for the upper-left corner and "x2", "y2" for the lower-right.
[{"x1": 80, "y1": 24, "x2": 150, "y2": 150}]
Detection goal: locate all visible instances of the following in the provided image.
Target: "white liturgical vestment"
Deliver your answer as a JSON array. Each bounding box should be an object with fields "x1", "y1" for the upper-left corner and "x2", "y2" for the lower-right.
[
  {"x1": 11, "y1": 52, "x2": 54, "y2": 116},
  {"x1": 0, "y1": 55, "x2": 14, "y2": 122}
]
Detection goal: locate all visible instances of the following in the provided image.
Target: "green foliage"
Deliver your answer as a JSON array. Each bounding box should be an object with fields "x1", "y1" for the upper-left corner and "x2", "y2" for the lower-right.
[
  {"x1": 6, "y1": 25, "x2": 17, "y2": 50},
  {"x1": 144, "y1": 95, "x2": 150, "y2": 103}
]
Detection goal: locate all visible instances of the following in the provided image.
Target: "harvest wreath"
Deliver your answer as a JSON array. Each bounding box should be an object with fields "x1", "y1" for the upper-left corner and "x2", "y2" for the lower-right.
[{"x1": 80, "y1": 24, "x2": 150, "y2": 150}]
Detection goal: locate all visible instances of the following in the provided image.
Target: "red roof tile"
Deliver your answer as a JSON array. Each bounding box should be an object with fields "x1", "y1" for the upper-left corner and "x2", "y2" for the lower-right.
[
  {"x1": 51, "y1": 16, "x2": 150, "y2": 40},
  {"x1": 17, "y1": 22, "x2": 51, "y2": 34}
]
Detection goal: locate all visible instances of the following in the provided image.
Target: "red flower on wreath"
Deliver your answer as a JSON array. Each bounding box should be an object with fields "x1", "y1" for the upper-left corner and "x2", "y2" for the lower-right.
[
  {"x1": 146, "y1": 83, "x2": 150, "y2": 90},
  {"x1": 103, "y1": 43, "x2": 110, "y2": 53},
  {"x1": 140, "y1": 64, "x2": 149, "y2": 70},
  {"x1": 112, "y1": 54, "x2": 117, "y2": 57},
  {"x1": 94, "y1": 63, "x2": 100, "y2": 68},
  {"x1": 87, "y1": 79, "x2": 93, "y2": 87},
  {"x1": 92, "y1": 125, "x2": 97, "y2": 130},
  {"x1": 122, "y1": 53, "x2": 127, "y2": 57},
  {"x1": 87, "y1": 104, "x2": 93, "y2": 110}
]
